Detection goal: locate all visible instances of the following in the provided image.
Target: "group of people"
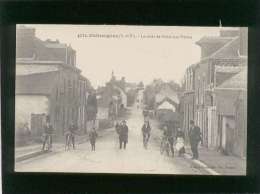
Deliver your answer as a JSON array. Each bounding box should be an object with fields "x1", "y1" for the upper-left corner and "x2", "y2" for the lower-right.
[
  {"x1": 114, "y1": 119, "x2": 152, "y2": 150},
  {"x1": 41, "y1": 119, "x2": 98, "y2": 152},
  {"x1": 161, "y1": 125, "x2": 186, "y2": 157},
  {"x1": 160, "y1": 120, "x2": 202, "y2": 159},
  {"x1": 41, "y1": 117, "x2": 202, "y2": 160}
]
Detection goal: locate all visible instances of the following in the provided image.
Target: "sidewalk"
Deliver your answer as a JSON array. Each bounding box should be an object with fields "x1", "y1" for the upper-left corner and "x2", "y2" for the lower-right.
[
  {"x1": 185, "y1": 146, "x2": 246, "y2": 175},
  {"x1": 15, "y1": 143, "x2": 65, "y2": 162},
  {"x1": 149, "y1": 118, "x2": 246, "y2": 175},
  {"x1": 15, "y1": 128, "x2": 113, "y2": 162}
]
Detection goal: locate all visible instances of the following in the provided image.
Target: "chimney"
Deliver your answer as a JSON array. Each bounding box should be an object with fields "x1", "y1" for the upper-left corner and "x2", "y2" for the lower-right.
[{"x1": 16, "y1": 25, "x2": 36, "y2": 58}]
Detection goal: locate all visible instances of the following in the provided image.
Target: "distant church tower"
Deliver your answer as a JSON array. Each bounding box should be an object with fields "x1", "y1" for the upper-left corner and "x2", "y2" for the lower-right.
[{"x1": 111, "y1": 70, "x2": 116, "y2": 82}]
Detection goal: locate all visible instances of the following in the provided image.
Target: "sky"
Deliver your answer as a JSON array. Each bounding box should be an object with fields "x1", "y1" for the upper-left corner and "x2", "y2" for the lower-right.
[{"x1": 25, "y1": 25, "x2": 221, "y2": 88}]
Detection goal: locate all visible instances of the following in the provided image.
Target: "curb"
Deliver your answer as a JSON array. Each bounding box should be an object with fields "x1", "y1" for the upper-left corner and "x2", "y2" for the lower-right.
[
  {"x1": 15, "y1": 150, "x2": 51, "y2": 162},
  {"x1": 15, "y1": 129, "x2": 113, "y2": 162},
  {"x1": 184, "y1": 153, "x2": 220, "y2": 175}
]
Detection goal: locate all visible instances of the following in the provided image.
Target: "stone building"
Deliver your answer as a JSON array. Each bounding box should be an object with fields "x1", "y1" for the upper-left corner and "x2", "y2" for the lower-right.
[
  {"x1": 182, "y1": 27, "x2": 247, "y2": 156},
  {"x1": 15, "y1": 25, "x2": 92, "y2": 141}
]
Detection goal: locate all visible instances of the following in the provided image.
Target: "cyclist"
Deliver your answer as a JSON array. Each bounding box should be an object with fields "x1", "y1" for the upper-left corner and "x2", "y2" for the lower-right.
[
  {"x1": 141, "y1": 120, "x2": 151, "y2": 149},
  {"x1": 161, "y1": 125, "x2": 174, "y2": 157},
  {"x1": 160, "y1": 125, "x2": 169, "y2": 155},
  {"x1": 42, "y1": 121, "x2": 54, "y2": 151}
]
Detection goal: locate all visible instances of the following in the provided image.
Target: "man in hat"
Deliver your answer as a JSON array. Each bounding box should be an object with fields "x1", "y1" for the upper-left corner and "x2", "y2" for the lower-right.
[
  {"x1": 42, "y1": 120, "x2": 54, "y2": 151},
  {"x1": 68, "y1": 122, "x2": 78, "y2": 149},
  {"x1": 118, "y1": 120, "x2": 128, "y2": 149},
  {"x1": 189, "y1": 120, "x2": 202, "y2": 159}
]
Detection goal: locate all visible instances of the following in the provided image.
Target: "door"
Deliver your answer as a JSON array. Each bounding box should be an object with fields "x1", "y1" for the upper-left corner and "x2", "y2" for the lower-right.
[
  {"x1": 31, "y1": 113, "x2": 46, "y2": 137},
  {"x1": 221, "y1": 116, "x2": 227, "y2": 150}
]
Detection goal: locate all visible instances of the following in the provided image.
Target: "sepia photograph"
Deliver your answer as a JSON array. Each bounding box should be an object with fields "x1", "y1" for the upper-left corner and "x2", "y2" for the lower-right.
[{"x1": 14, "y1": 24, "x2": 248, "y2": 175}]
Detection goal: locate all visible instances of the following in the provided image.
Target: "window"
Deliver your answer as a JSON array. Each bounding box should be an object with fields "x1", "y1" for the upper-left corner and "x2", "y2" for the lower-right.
[
  {"x1": 72, "y1": 80, "x2": 76, "y2": 97},
  {"x1": 56, "y1": 88, "x2": 58, "y2": 100},
  {"x1": 68, "y1": 79, "x2": 72, "y2": 98},
  {"x1": 55, "y1": 107, "x2": 59, "y2": 121},
  {"x1": 63, "y1": 79, "x2": 66, "y2": 95}
]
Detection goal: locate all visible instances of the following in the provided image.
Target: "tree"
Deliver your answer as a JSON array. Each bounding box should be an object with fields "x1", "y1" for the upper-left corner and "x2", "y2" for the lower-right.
[
  {"x1": 86, "y1": 92, "x2": 98, "y2": 122},
  {"x1": 137, "y1": 81, "x2": 144, "y2": 89}
]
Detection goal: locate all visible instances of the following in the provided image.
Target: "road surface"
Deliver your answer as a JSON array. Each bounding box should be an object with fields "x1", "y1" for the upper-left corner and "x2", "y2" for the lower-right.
[{"x1": 15, "y1": 107, "x2": 202, "y2": 175}]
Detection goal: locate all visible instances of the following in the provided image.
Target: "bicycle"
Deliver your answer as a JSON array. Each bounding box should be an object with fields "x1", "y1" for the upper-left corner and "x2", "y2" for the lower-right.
[
  {"x1": 143, "y1": 133, "x2": 150, "y2": 149},
  {"x1": 42, "y1": 133, "x2": 53, "y2": 151},
  {"x1": 160, "y1": 137, "x2": 170, "y2": 156}
]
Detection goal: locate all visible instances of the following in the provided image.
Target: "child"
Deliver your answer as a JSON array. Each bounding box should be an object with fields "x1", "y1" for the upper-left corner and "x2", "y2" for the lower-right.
[
  {"x1": 89, "y1": 127, "x2": 98, "y2": 151},
  {"x1": 176, "y1": 127, "x2": 185, "y2": 156}
]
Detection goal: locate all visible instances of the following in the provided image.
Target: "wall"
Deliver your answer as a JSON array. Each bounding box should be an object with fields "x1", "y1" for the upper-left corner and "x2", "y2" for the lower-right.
[
  {"x1": 234, "y1": 91, "x2": 247, "y2": 158},
  {"x1": 15, "y1": 95, "x2": 49, "y2": 130},
  {"x1": 16, "y1": 27, "x2": 35, "y2": 58},
  {"x1": 48, "y1": 67, "x2": 89, "y2": 135}
]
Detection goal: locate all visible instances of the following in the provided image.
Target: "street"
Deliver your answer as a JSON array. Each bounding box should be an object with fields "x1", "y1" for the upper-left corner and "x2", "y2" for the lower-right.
[{"x1": 16, "y1": 106, "x2": 202, "y2": 175}]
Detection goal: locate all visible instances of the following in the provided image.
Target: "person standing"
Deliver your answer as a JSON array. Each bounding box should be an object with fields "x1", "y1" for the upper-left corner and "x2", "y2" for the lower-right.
[
  {"x1": 42, "y1": 121, "x2": 54, "y2": 151},
  {"x1": 141, "y1": 120, "x2": 151, "y2": 149},
  {"x1": 189, "y1": 120, "x2": 202, "y2": 159},
  {"x1": 68, "y1": 122, "x2": 77, "y2": 149},
  {"x1": 89, "y1": 127, "x2": 98, "y2": 151},
  {"x1": 176, "y1": 127, "x2": 185, "y2": 156},
  {"x1": 166, "y1": 125, "x2": 175, "y2": 157},
  {"x1": 119, "y1": 120, "x2": 128, "y2": 149},
  {"x1": 115, "y1": 121, "x2": 121, "y2": 147}
]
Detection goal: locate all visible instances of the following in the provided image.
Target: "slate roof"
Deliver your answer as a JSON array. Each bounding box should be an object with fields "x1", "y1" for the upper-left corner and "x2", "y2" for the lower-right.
[
  {"x1": 196, "y1": 36, "x2": 233, "y2": 46},
  {"x1": 157, "y1": 101, "x2": 176, "y2": 112},
  {"x1": 215, "y1": 65, "x2": 246, "y2": 86},
  {"x1": 217, "y1": 68, "x2": 247, "y2": 89},
  {"x1": 210, "y1": 37, "x2": 240, "y2": 59},
  {"x1": 155, "y1": 84, "x2": 180, "y2": 104},
  {"x1": 193, "y1": 36, "x2": 240, "y2": 67},
  {"x1": 16, "y1": 71, "x2": 58, "y2": 95}
]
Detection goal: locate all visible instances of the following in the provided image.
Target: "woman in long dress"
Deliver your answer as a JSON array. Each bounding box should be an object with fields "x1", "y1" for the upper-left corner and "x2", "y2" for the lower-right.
[{"x1": 175, "y1": 127, "x2": 185, "y2": 156}]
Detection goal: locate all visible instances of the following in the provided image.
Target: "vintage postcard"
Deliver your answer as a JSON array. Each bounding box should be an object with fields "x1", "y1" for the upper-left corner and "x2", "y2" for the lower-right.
[{"x1": 14, "y1": 24, "x2": 247, "y2": 175}]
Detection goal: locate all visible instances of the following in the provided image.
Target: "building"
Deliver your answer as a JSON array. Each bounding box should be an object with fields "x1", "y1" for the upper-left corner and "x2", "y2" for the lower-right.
[
  {"x1": 15, "y1": 25, "x2": 92, "y2": 140},
  {"x1": 96, "y1": 72, "x2": 128, "y2": 120},
  {"x1": 155, "y1": 83, "x2": 180, "y2": 105},
  {"x1": 215, "y1": 67, "x2": 247, "y2": 157},
  {"x1": 154, "y1": 83, "x2": 181, "y2": 129},
  {"x1": 182, "y1": 27, "x2": 247, "y2": 154}
]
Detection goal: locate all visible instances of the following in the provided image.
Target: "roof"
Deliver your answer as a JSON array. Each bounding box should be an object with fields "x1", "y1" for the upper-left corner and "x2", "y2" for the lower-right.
[
  {"x1": 44, "y1": 42, "x2": 67, "y2": 49},
  {"x1": 16, "y1": 71, "x2": 58, "y2": 95},
  {"x1": 217, "y1": 68, "x2": 247, "y2": 89},
  {"x1": 155, "y1": 84, "x2": 180, "y2": 104},
  {"x1": 42, "y1": 39, "x2": 69, "y2": 49},
  {"x1": 157, "y1": 101, "x2": 176, "y2": 112},
  {"x1": 113, "y1": 84, "x2": 127, "y2": 95},
  {"x1": 210, "y1": 37, "x2": 240, "y2": 59},
  {"x1": 16, "y1": 59, "x2": 81, "y2": 73},
  {"x1": 191, "y1": 36, "x2": 240, "y2": 68},
  {"x1": 17, "y1": 25, "x2": 34, "y2": 30},
  {"x1": 215, "y1": 65, "x2": 244, "y2": 73},
  {"x1": 196, "y1": 36, "x2": 233, "y2": 46},
  {"x1": 17, "y1": 59, "x2": 64, "y2": 64}
]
